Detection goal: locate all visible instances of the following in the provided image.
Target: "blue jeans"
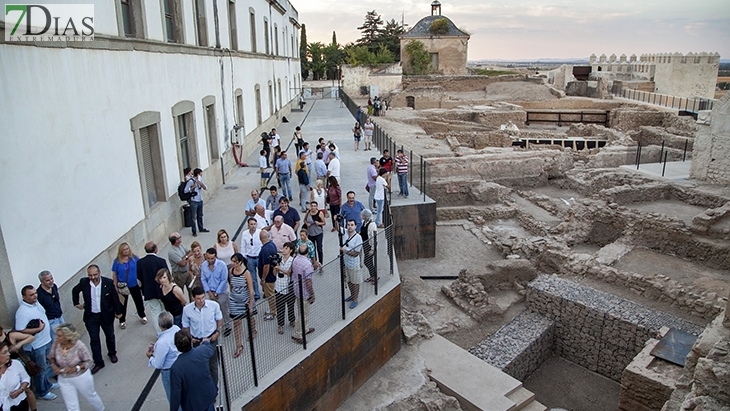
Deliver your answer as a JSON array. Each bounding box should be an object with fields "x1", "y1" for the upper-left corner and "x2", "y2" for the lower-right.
[
  {"x1": 27, "y1": 341, "x2": 53, "y2": 396},
  {"x1": 189, "y1": 200, "x2": 205, "y2": 234},
  {"x1": 48, "y1": 316, "x2": 66, "y2": 345},
  {"x1": 246, "y1": 257, "x2": 261, "y2": 299},
  {"x1": 374, "y1": 199, "x2": 384, "y2": 226},
  {"x1": 161, "y1": 368, "x2": 172, "y2": 403},
  {"x1": 279, "y1": 174, "x2": 292, "y2": 199},
  {"x1": 398, "y1": 173, "x2": 409, "y2": 197}
]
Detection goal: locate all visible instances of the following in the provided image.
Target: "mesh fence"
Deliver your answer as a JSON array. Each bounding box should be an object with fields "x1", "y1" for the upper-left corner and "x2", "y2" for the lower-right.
[
  {"x1": 217, "y1": 219, "x2": 397, "y2": 406},
  {"x1": 340, "y1": 89, "x2": 429, "y2": 202}
]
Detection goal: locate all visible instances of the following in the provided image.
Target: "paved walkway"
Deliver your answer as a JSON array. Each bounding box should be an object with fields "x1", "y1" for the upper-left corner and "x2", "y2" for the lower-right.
[{"x1": 38, "y1": 96, "x2": 409, "y2": 410}]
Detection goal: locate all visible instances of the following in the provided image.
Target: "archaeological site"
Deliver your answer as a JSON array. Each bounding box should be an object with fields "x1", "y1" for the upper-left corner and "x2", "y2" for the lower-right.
[{"x1": 340, "y1": 67, "x2": 730, "y2": 411}]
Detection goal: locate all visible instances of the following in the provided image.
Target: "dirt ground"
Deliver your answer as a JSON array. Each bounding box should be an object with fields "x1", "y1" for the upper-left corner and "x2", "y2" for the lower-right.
[{"x1": 523, "y1": 356, "x2": 621, "y2": 411}]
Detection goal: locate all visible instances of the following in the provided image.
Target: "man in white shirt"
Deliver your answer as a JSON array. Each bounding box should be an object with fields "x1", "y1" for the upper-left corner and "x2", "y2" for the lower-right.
[
  {"x1": 253, "y1": 204, "x2": 274, "y2": 231},
  {"x1": 15, "y1": 285, "x2": 57, "y2": 400},
  {"x1": 240, "y1": 218, "x2": 263, "y2": 300},
  {"x1": 184, "y1": 167, "x2": 209, "y2": 237},
  {"x1": 146, "y1": 311, "x2": 180, "y2": 405},
  {"x1": 269, "y1": 128, "x2": 281, "y2": 151},
  {"x1": 327, "y1": 152, "x2": 341, "y2": 184},
  {"x1": 245, "y1": 190, "x2": 267, "y2": 217},
  {"x1": 182, "y1": 287, "x2": 223, "y2": 385},
  {"x1": 341, "y1": 220, "x2": 364, "y2": 309}
]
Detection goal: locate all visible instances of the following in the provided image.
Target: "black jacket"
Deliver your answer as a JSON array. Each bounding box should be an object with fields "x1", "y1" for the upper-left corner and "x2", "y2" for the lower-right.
[
  {"x1": 137, "y1": 254, "x2": 168, "y2": 300},
  {"x1": 72, "y1": 277, "x2": 122, "y2": 324}
]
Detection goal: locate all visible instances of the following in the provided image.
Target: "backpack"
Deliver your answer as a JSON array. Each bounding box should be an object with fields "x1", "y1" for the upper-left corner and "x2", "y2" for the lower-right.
[{"x1": 177, "y1": 180, "x2": 194, "y2": 201}]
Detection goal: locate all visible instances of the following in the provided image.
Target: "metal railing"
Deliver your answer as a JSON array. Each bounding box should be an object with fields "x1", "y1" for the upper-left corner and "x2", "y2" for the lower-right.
[
  {"x1": 217, "y1": 218, "x2": 396, "y2": 408},
  {"x1": 340, "y1": 89, "x2": 430, "y2": 202},
  {"x1": 613, "y1": 87, "x2": 715, "y2": 113}
]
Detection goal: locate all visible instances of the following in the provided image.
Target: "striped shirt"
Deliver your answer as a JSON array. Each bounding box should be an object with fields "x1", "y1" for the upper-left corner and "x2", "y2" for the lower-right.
[{"x1": 396, "y1": 155, "x2": 409, "y2": 174}]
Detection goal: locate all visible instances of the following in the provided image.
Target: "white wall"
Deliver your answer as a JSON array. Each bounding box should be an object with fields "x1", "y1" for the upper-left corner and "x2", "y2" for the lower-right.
[{"x1": 0, "y1": 42, "x2": 298, "y2": 298}]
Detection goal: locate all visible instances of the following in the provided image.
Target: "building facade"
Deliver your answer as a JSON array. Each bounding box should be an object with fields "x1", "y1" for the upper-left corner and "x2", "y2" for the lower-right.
[
  {"x1": 589, "y1": 52, "x2": 720, "y2": 99},
  {"x1": 0, "y1": 0, "x2": 301, "y2": 325},
  {"x1": 400, "y1": 1, "x2": 469, "y2": 76}
]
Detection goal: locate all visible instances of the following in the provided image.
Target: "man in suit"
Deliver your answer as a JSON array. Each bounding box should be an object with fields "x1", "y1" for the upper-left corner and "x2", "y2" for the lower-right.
[
  {"x1": 169, "y1": 329, "x2": 217, "y2": 411},
  {"x1": 137, "y1": 241, "x2": 168, "y2": 333},
  {"x1": 72, "y1": 264, "x2": 123, "y2": 374}
]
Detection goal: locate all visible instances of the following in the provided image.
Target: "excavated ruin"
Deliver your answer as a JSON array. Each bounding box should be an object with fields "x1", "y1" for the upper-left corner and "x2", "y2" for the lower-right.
[{"x1": 375, "y1": 81, "x2": 730, "y2": 411}]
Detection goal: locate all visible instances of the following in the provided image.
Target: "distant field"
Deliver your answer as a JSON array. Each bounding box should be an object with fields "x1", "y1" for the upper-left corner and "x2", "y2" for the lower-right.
[{"x1": 717, "y1": 76, "x2": 730, "y2": 82}]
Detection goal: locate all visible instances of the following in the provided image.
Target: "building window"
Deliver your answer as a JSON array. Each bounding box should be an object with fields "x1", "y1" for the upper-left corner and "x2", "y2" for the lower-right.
[
  {"x1": 228, "y1": 0, "x2": 237, "y2": 50},
  {"x1": 162, "y1": 0, "x2": 183, "y2": 43},
  {"x1": 130, "y1": 111, "x2": 166, "y2": 212},
  {"x1": 234, "y1": 88, "x2": 244, "y2": 142},
  {"x1": 117, "y1": 0, "x2": 145, "y2": 38},
  {"x1": 255, "y1": 85, "x2": 262, "y2": 126},
  {"x1": 274, "y1": 24, "x2": 279, "y2": 55},
  {"x1": 264, "y1": 18, "x2": 269, "y2": 54},
  {"x1": 249, "y1": 9, "x2": 256, "y2": 52},
  {"x1": 430, "y1": 53, "x2": 439, "y2": 70},
  {"x1": 203, "y1": 97, "x2": 219, "y2": 161},
  {"x1": 172, "y1": 101, "x2": 199, "y2": 171},
  {"x1": 277, "y1": 79, "x2": 282, "y2": 109},
  {"x1": 194, "y1": 0, "x2": 208, "y2": 46},
  {"x1": 268, "y1": 81, "x2": 274, "y2": 116}
]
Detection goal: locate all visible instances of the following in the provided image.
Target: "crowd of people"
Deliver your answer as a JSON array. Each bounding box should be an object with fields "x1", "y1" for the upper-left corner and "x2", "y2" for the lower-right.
[{"x1": 2, "y1": 112, "x2": 409, "y2": 411}]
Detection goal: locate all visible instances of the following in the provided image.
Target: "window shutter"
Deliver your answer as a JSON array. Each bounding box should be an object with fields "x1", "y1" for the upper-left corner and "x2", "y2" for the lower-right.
[{"x1": 140, "y1": 126, "x2": 158, "y2": 207}]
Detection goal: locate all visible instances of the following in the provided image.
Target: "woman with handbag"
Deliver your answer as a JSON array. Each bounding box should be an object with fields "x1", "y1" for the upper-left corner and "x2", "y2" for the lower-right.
[
  {"x1": 112, "y1": 243, "x2": 147, "y2": 329},
  {"x1": 49, "y1": 324, "x2": 104, "y2": 411},
  {"x1": 0, "y1": 329, "x2": 36, "y2": 411},
  {"x1": 0, "y1": 340, "x2": 31, "y2": 411}
]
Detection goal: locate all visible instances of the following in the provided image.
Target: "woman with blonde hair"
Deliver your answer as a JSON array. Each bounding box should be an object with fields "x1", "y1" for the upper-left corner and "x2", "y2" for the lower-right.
[
  {"x1": 156, "y1": 269, "x2": 187, "y2": 327},
  {"x1": 186, "y1": 241, "x2": 205, "y2": 301},
  {"x1": 111, "y1": 242, "x2": 146, "y2": 329},
  {"x1": 49, "y1": 324, "x2": 104, "y2": 411},
  {"x1": 214, "y1": 229, "x2": 239, "y2": 268}
]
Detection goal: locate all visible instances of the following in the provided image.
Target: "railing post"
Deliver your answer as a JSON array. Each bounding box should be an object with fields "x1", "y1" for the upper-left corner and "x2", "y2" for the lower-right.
[
  {"x1": 338, "y1": 227, "x2": 346, "y2": 320},
  {"x1": 298, "y1": 276, "x2": 307, "y2": 349},
  {"x1": 217, "y1": 343, "x2": 232, "y2": 409},
  {"x1": 683, "y1": 139, "x2": 688, "y2": 162},
  {"x1": 373, "y1": 228, "x2": 379, "y2": 296},
  {"x1": 659, "y1": 141, "x2": 664, "y2": 162},
  {"x1": 409, "y1": 150, "x2": 413, "y2": 187},
  {"x1": 662, "y1": 151, "x2": 668, "y2": 177},
  {"x1": 246, "y1": 309, "x2": 258, "y2": 387}
]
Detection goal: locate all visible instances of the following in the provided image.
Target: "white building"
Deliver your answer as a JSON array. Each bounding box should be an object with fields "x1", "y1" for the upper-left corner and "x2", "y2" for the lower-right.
[
  {"x1": 589, "y1": 52, "x2": 720, "y2": 99},
  {"x1": 0, "y1": 0, "x2": 301, "y2": 325}
]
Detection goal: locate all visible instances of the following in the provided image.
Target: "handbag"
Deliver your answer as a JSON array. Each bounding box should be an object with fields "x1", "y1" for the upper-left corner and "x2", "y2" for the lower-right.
[
  {"x1": 16, "y1": 349, "x2": 41, "y2": 377},
  {"x1": 117, "y1": 262, "x2": 132, "y2": 296}
]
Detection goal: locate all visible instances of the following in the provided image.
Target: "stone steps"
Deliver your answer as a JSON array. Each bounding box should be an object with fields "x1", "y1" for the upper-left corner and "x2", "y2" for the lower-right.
[{"x1": 419, "y1": 334, "x2": 546, "y2": 411}]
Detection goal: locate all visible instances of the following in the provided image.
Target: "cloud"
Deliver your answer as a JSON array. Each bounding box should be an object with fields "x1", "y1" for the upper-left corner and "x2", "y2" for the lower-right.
[{"x1": 297, "y1": 0, "x2": 730, "y2": 59}]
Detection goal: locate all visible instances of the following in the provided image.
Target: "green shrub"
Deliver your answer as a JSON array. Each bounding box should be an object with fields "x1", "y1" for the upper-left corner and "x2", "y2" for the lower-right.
[
  {"x1": 429, "y1": 18, "x2": 449, "y2": 35},
  {"x1": 404, "y1": 40, "x2": 431, "y2": 75}
]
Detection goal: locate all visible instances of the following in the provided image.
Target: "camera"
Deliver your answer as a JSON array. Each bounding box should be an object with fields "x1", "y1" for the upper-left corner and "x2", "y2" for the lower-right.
[
  {"x1": 334, "y1": 214, "x2": 343, "y2": 222},
  {"x1": 278, "y1": 272, "x2": 285, "y2": 278},
  {"x1": 269, "y1": 253, "x2": 282, "y2": 267}
]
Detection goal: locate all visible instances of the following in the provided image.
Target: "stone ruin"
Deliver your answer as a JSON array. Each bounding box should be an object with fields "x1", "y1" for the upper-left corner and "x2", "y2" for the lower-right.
[{"x1": 377, "y1": 79, "x2": 730, "y2": 410}]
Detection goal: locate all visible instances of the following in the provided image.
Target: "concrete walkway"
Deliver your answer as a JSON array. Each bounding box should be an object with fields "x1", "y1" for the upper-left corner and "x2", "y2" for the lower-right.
[{"x1": 39, "y1": 96, "x2": 410, "y2": 410}]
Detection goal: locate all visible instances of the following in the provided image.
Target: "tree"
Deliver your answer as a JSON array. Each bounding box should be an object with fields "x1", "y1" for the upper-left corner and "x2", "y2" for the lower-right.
[
  {"x1": 307, "y1": 42, "x2": 326, "y2": 80},
  {"x1": 403, "y1": 40, "x2": 431, "y2": 75},
  {"x1": 331, "y1": 31, "x2": 337, "y2": 47},
  {"x1": 356, "y1": 10, "x2": 384, "y2": 53},
  {"x1": 380, "y1": 19, "x2": 405, "y2": 61},
  {"x1": 300, "y1": 24, "x2": 309, "y2": 80},
  {"x1": 323, "y1": 42, "x2": 344, "y2": 80},
  {"x1": 345, "y1": 45, "x2": 395, "y2": 67}
]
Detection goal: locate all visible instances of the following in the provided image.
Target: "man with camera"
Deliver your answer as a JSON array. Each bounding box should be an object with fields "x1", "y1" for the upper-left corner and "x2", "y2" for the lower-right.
[
  {"x1": 258, "y1": 230, "x2": 279, "y2": 321},
  {"x1": 184, "y1": 167, "x2": 209, "y2": 237}
]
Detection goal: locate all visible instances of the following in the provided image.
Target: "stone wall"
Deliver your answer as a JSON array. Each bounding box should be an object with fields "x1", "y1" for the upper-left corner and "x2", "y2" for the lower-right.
[
  {"x1": 341, "y1": 64, "x2": 403, "y2": 99},
  {"x1": 469, "y1": 310, "x2": 554, "y2": 381},
  {"x1": 401, "y1": 75, "x2": 542, "y2": 92},
  {"x1": 619, "y1": 332, "x2": 684, "y2": 411},
  {"x1": 400, "y1": 37, "x2": 469, "y2": 76},
  {"x1": 427, "y1": 150, "x2": 574, "y2": 194},
  {"x1": 690, "y1": 93, "x2": 730, "y2": 185},
  {"x1": 526, "y1": 275, "x2": 704, "y2": 381}
]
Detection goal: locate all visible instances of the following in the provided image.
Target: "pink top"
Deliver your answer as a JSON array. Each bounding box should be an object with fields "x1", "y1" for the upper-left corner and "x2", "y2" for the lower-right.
[{"x1": 50, "y1": 341, "x2": 93, "y2": 377}]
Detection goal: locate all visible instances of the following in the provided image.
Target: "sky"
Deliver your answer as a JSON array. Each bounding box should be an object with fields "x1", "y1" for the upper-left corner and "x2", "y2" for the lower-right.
[{"x1": 296, "y1": 0, "x2": 730, "y2": 61}]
